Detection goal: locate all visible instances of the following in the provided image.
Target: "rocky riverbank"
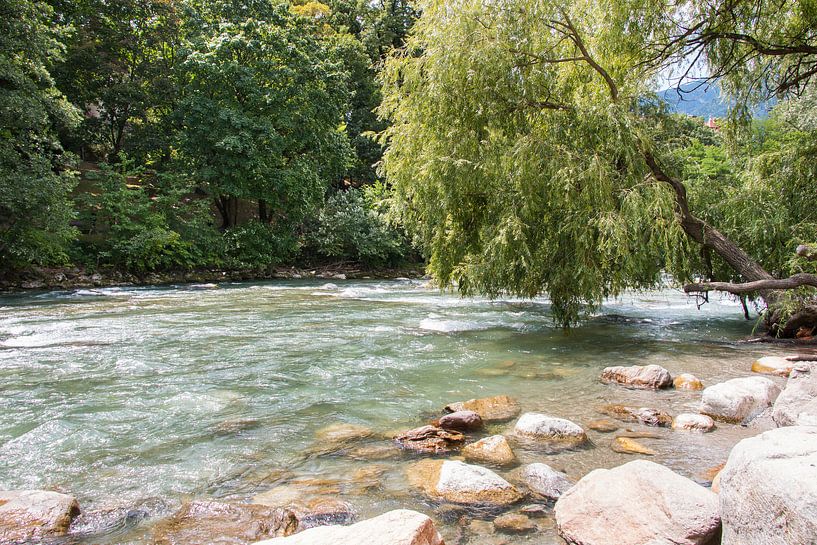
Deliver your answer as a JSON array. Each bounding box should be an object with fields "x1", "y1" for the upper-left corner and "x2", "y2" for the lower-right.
[{"x1": 1, "y1": 355, "x2": 815, "y2": 544}]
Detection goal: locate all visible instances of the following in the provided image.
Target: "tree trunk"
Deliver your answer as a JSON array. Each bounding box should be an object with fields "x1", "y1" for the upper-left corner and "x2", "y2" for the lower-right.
[
  {"x1": 259, "y1": 199, "x2": 269, "y2": 224},
  {"x1": 215, "y1": 195, "x2": 239, "y2": 230}
]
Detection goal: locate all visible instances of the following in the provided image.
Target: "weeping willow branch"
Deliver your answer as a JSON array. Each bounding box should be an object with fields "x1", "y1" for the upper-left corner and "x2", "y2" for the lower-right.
[{"x1": 684, "y1": 273, "x2": 817, "y2": 295}]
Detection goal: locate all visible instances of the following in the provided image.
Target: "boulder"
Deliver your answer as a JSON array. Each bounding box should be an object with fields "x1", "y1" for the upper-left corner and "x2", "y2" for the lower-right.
[
  {"x1": 600, "y1": 365, "x2": 672, "y2": 389},
  {"x1": 519, "y1": 463, "x2": 572, "y2": 500},
  {"x1": 672, "y1": 413, "x2": 716, "y2": 432},
  {"x1": 0, "y1": 490, "x2": 80, "y2": 542},
  {"x1": 514, "y1": 413, "x2": 587, "y2": 446},
  {"x1": 673, "y1": 373, "x2": 704, "y2": 390},
  {"x1": 394, "y1": 425, "x2": 464, "y2": 454},
  {"x1": 437, "y1": 410, "x2": 483, "y2": 432},
  {"x1": 492, "y1": 512, "x2": 535, "y2": 533},
  {"x1": 611, "y1": 436, "x2": 656, "y2": 455},
  {"x1": 772, "y1": 361, "x2": 817, "y2": 426},
  {"x1": 407, "y1": 460, "x2": 524, "y2": 506},
  {"x1": 599, "y1": 405, "x2": 672, "y2": 427},
  {"x1": 462, "y1": 435, "x2": 517, "y2": 466},
  {"x1": 751, "y1": 356, "x2": 794, "y2": 377},
  {"x1": 443, "y1": 395, "x2": 521, "y2": 423},
  {"x1": 699, "y1": 377, "x2": 781, "y2": 423},
  {"x1": 254, "y1": 509, "x2": 444, "y2": 545},
  {"x1": 554, "y1": 460, "x2": 720, "y2": 545},
  {"x1": 152, "y1": 501, "x2": 297, "y2": 545},
  {"x1": 719, "y1": 426, "x2": 817, "y2": 545}
]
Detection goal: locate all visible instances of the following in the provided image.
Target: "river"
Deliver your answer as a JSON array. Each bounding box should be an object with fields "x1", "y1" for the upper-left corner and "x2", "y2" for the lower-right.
[{"x1": 0, "y1": 279, "x2": 785, "y2": 543}]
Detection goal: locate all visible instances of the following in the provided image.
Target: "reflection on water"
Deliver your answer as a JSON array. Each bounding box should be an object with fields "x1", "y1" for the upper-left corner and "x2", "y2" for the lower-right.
[{"x1": 0, "y1": 280, "x2": 787, "y2": 543}]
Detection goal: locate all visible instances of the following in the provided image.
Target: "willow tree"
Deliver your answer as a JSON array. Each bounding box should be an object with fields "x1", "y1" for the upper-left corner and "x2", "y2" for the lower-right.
[{"x1": 378, "y1": 0, "x2": 817, "y2": 334}]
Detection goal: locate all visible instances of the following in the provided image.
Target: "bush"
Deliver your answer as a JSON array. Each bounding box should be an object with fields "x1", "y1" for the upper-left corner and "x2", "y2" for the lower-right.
[{"x1": 222, "y1": 221, "x2": 299, "y2": 270}]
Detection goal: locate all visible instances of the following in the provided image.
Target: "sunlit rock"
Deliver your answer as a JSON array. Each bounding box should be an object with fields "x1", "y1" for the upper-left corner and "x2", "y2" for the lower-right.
[
  {"x1": 719, "y1": 426, "x2": 817, "y2": 545},
  {"x1": 600, "y1": 405, "x2": 673, "y2": 427},
  {"x1": 600, "y1": 364, "x2": 672, "y2": 389},
  {"x1": 492, "y1": 512, "x2": 535, "y2": 533},
  {"x1": 514, "y1": 413, "x2": 587, "y2": 446},
  {"x1": 407, "y1": 460, "x2": 524, "y2": 506},
  {"x1": 0, "y1": 490, "x2": 80, "y2": 542},
  {"x1": 751, "y1": 356, "x2": 794, "y2": 377},
  {"x1": 254, "y1": 509, "x2": 444, "y2": 545},
  {"x1": 611, "y1": 436, "x2": 656, "y2": 455},
  {"x1": 772, "y1": 361, "x2": 817, "y2": 426},
  {"x1": 462, "y1": 435, "x2": 516, "y2": 466},
  {"x1": 699, "y1": 376, "x2": 781, "y2": 423},
  {"x1": 438, "y1": 410, "x2": 483, "y2": 432},
  {"x1": 554, "y1": 460, "x2": 720, "y2": 545},
  {"x1": 152, "y1": 501, "x2": 297, "y2": 545},
  {"x1": 519, "y1": 463, "x2": 572, "y2": 500},
  {"x1": 587, "y1": 419, "x2": 619, "y2": 432},
  {"x1": 443, "y1": 395, "x2": 521, "y2": 423},
  {"x1": 673, "y1": 373, "x2": 704, "y2": 390},
  {"x1": 394, "y1": 425, "x2": 464, "y2": 454},
  {"x1": 672, "y1": 413, "x2": 716, "y2": 432}
]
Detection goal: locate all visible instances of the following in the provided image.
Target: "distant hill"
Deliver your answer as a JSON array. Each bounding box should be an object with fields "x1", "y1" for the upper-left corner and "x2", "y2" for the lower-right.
[{"x1": 658, "y1": 82, "x2": 774, "y2": 119}]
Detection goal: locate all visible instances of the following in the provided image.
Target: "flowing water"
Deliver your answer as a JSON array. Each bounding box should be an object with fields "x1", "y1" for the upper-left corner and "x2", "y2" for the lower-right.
[{"x1": 0, "y1": 280, "x2": 787, "y2": 544}]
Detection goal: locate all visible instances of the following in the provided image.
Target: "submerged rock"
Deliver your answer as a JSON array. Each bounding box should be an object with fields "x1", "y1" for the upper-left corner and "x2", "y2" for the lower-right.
[
  {"x1": 462, "y1": 435, "x2": 517, "y2": 466},
  {"x1": 0, "y1": 490, "x2": 80, "y2": 542},
  {"x1": 599, "y1": 405, "x2": 672, "y2": 427},
  {"x1": 600, "y1": 364, "x2": 672, "y2": 389},
  {"x1": 699, "y1": 376, "x2": 781, "y2": 423},
  {"x1": 554, "y1": 460, "x2": 720, "y2": 545},
  {"x1": 255, "y1": 509, "x2": 444, "y2": 545},
  {"x1": 443, "y1": 395, "x2": 521, "y2": 423},
  {"x1": 751, "y1": 355, "x2": 794, "y2": 377},
  {"x1": 772, "y1": 361, "x2": 817, "y2": 426},
  {"x1": 151, "y1": 501, "x2": 297, "y2": 545},
  {"x1": 514, "y1": 413, "x2": 587, "y2": 446},
  {"x1": 492, "y1": 512, "x2": 535, "y2": 533},
  {"x1": 672, "y1": 413, "x2": 716, "y2": 432},
  {"x1": 587, "y1": 419, "x2": 619, "y2": 432},
  {"x1": 610, "y1": 436, "x2": 656, "y2": 455},
  {"x1": 438, "y1": 410, "x2": 483, "y2": 432},
  {"x1": 407, "y1": 460, "x2": 524, "y2": 506},
  {"x1": 719, "y1": 426, "x2": 817, "y2": 545},
  {"x1": 673, "y1": 373, "x2": 704, "y2": 390},
  {"x1": 519, "y1": 463, "x2": 573, "y2": 500},
  {"x1": 394, "y1": 425, "x2": 464, "y2": 454}
]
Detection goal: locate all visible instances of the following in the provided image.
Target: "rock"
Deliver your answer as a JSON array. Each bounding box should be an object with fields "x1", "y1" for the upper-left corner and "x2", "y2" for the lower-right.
[
  {"x1": 315, "y1": 423, "x2": 373, "y2": 445},
  {"x1": 519, "y1": 463, "x2": 572, "y2": 500},
  {"x1": 444, "y1": 395, "x2": 521, "y2": 423},
  {"x1": 751, "y1": 355, "x2": 794, "y2": 377},
  {"x1": 699, "y1": 376, "x2": 781, "y2": 423},
  {"x1": 254, "y1": 509, "x2": 444, "y2": 545},
  {"x1": 711, "y1": 470, "x2": 722, "y2": 494},
  {"x1": 289, "y1": 499, "x2": 356, "y2": 529},
  {"x1": 0, "y1": 490, "x2": 80, "y2": 542},
  {"x1": 719, "y1": 426, "x2": 817, "y2": 545},
  {"x1": 772, "y1": 361, "x2": 817, "y2": 426},
  {"x1": 600, "y1": 364, "x2": 672, "y2": 389},
  {"x1": 438, "y1": 410, "x2": 483, "y2": 432},
  {"x1": 152, "y1": 501, "x2": 297, "y2": 545},
  {"x1": 514, "y1": 413, "x2": 587, "y2": 446},
  {"x1": 462, "y1": 435, "x2": 517, "y2": 466},
  {"x1": 554, "y1": 460, "x2": 720, "y2": 545},
  {"x1": 587, "y1": 419, "x2": 619, "y2": 432},
  {"x1": 599, "y1": 405, "x2": 672, "y2": 427},
  {"x1": 519, "y1": 504, "x2": 549, "y2": 517},
  {"x1": 672, "y1": 413, "x2": 716, "y2": 432},
  {"x1": 346, "y1": 443, "x2": 401, "y2": 461},
  {"x1": 407, "y1": 460, "x2": 524, "y2": 506},
  {"x1": 611, "y1": 436, "x2": 656, "y2": 455},
  {"x1": 493, "y1": 513, "x2": 535, "y2": 533},
  {"x1": 394, "y1": 425, "x2": 464, "y2": 454},
  {"x1": 673, "y1": 373, "x2": 704, "y2": 390}
]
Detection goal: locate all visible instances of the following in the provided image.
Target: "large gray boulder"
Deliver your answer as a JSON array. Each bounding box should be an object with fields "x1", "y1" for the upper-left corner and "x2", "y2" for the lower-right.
[
  {"x1": 519, "y1": 463, "x2": 572, "y2": 500},
  {"x1": 254, "y1": 509, "x2": 444, "y2": 545},
  {"x1": 407, "y1": 460, "x2": 524, "y2": 506},
  {"x1": 600, "y1": 365, "x2": 672, "y2": 389},
  {"x1": 554, "y1": 460, "x2": 720, "y2": 545},
  {"x1": 772, "y1": 361, "x2": 817, "y2": 426},
  {"x1": 514, "y1": 413, "x2": 587, "y2": 446},
  {"x1": 719, "y1": 426, "x2": 817, "y2": 545},
  {"x1": 0, "y1": 490, "x2": 80, "y2": 542},
  {"x1": 699, "y1": 376, "x2": 781, "y2": 423}
]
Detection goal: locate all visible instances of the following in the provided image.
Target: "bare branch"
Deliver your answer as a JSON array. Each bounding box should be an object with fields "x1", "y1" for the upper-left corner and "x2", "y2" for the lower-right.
[{"x1": 684, "y1": 273, "x2": 817, "y2": 295}]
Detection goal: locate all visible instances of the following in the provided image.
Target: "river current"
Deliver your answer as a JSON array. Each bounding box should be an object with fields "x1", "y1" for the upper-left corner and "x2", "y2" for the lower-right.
[{"x1": 0, "y1": 280, "x2": 785, "y2": 543}]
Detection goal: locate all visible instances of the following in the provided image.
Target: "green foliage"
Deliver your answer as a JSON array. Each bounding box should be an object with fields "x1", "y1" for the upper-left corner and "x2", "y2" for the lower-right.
[
  {"x1": 304, "y1": 186, "x2": 408, "y2": 265},
  {"x1": 222, "y1": 221, "x2": 299, "y2": 270},
  {"x1": 0, "y1": 0, "x2": 80, "y2": 271}
]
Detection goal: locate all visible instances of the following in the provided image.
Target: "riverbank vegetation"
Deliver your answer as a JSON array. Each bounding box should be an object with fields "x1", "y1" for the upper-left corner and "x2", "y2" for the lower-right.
[{"x1": 1, "y1": 0, "x2": 815, "y2": 336}]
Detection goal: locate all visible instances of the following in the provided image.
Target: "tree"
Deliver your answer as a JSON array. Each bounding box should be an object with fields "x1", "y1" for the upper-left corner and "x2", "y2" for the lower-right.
[
  {"x1": 379, "y1": 0, "x2": 816, "y2": 333},
  {"x1": 0, "y1": 0, "x2": 80, "y2": 270}
]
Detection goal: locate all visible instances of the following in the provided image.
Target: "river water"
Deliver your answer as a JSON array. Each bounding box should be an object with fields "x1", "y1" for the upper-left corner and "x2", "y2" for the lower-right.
[{"x1": 0, "y1": 280, "x2": 786, "y2": 543}]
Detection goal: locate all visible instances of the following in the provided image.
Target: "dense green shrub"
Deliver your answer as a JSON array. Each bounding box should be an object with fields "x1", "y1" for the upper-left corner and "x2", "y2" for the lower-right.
[{"x1": 222, "y1": 221, "x2": 299, "y2": 270}]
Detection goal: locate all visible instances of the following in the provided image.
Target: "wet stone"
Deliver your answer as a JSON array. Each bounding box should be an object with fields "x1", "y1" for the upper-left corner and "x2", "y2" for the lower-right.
[
  {"x1": 673, "y1": 373, "x2": 704, "y2": 390},
  {"x1": 444, "y1": 395, "x2": 521, "y2": 423},
  {"x1": 0, "y1": 490, "x2": 80, "y2": 542},
  {"x1": 394, "y1": 425, "x2": 465, "y2": 454},
  {"x1": 600, "y1": 405, "x2": 673, "y2": 427},
  {"x1": 611, "y1": 436, "x2": 656, "y2": 456},
  {"x1": 587, "y1": 419, "x2": 619, "y2": 432},
  {"x1": 493, "y1": 512, "x2": 535, "y2": 533},
  {"x1": 438, "y1": 410, "x2": 483, "y2": 432},
  {"x1": 600, "y1": 364, "x2": 672, "y2": 389}
]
